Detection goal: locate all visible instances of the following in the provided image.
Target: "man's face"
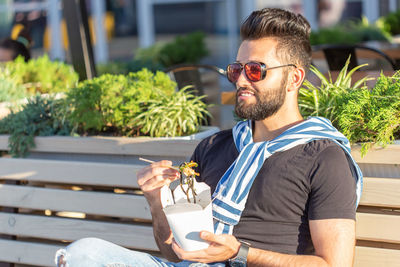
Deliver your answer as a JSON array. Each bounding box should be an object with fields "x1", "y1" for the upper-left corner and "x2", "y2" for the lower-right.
[{"x1": 234, "y1": 38, "x2": 288, "y2": 121}]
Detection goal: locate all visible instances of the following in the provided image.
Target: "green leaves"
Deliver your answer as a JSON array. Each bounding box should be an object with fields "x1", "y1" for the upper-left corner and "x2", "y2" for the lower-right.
[
  {"x1": 2, "y1": 55, "x2": 79, "y2": 94},
  {"x1": 134, "y1": 32, "x2": 209, "y2": 68},
  {"x1": 67, "y1": 68, "x2": 190, "y2": 137},
  {"x1": 132, "y1": 86, "x2": 210, "y2": 137},
  {"x1": 299, "y1": 57, "x2": 369, "y2": 123},
  {"x1": 337, "y1": 72, "x2": 400, "y2": 155},
  {"x1": 0, "y1": 67, "x2": 212, "y2": 157},
  {"x1": 310, "y1": 16, "x2": 391, "y2": 45},
  {"x1": 0, "y1": 96, "x2": 72, "y2": 157},
  {"x1": 0, "y1": 68, "x2": 27, "y2": 102},
  {"x1": 299, "y1": 57, "x2": 400, "y2": 155}
]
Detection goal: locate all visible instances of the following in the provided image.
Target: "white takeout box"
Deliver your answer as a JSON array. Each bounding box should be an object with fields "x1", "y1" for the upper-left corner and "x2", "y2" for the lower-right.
[{"x1": 161, "y1": 180, "x2": 214, "y2": 251}]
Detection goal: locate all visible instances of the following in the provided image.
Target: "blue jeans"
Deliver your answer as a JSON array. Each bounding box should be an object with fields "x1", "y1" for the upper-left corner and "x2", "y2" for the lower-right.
[{"x1": 55, "y1": 238, "x2": 227, "y2": 267}]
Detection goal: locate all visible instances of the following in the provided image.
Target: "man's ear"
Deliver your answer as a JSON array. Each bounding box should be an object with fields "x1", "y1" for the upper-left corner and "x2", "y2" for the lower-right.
[{"x1": 288, "y1": 67, "x2": 306, "y2": 92}]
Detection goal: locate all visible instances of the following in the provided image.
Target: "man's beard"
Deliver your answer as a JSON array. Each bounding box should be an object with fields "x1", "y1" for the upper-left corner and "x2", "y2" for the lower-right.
[{"x1": 235, "y1": 79, "x2": 287, "y2": 121}]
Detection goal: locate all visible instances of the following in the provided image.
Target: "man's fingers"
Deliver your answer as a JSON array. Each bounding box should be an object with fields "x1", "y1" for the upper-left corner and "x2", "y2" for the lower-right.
[
  {"x1": 137, "y1": 169, "x2": 178, "y2": 186},
  {"x1": 140, "y1": 175, "x2": 177, "y2": 191},
  {"x1": 199, "y1": 231, "x2": 220, "y2": 243},
  {"x1": 171, "y1": 239, "x2": 209, "y2": 261},
  {"x1": 137, "y1": 162, "x2": 179, "y2": 187}
]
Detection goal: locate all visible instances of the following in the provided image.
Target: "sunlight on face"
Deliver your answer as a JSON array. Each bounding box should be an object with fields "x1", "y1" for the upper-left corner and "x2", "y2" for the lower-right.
[{"x1": 234, "y1": 38, "x2": 288, "y2": 121}]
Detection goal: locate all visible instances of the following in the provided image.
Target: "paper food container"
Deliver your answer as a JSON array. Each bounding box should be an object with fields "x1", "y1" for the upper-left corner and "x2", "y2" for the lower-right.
[{"x1": 161, "y1": 180, "x2": 214, "y2": 251}]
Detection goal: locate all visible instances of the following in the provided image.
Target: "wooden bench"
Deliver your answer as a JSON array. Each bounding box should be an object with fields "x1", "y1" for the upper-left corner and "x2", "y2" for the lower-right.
[
  {"x1": 0, "y1": 157, "x2": 157, "y2": 266},
  {"x1": 0, "y1": 149, "x2": 399, "y2": 266}
]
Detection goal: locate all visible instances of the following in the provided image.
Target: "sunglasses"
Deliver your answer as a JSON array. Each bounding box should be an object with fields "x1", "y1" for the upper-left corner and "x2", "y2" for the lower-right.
[{"x1": 226, "y1": 61, "x2": 296, "y2": 83}]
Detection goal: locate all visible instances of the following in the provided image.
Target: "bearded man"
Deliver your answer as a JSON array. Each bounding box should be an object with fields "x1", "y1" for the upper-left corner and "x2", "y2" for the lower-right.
[{"x1": 56, "y1": 8, "x2": 362, "y2": 267}]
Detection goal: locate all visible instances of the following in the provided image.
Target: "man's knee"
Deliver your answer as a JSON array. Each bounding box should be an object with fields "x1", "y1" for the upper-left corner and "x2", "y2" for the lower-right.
[{"x1": 55, "y1": 237, "x2": 109, "y2": 266}]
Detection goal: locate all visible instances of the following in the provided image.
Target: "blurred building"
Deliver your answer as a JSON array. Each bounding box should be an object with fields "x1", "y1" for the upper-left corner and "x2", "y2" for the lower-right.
[{"x1": 0, "y1": 0, "x2": 398, "y2": 66}]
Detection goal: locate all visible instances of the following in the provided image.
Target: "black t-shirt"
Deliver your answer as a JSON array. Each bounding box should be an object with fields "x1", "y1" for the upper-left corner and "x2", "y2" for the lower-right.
[{"x1": 191, "y1": 129, "x2": 357, "y2": 255}]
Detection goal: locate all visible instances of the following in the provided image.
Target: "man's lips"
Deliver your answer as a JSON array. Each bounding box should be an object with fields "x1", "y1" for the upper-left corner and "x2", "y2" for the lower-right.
[{"x1": 237, "y1": 89, "x2": 256, "y2": 100}]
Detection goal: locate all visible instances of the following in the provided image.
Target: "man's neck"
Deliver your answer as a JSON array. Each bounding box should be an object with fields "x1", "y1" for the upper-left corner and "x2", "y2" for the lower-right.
[{"x1": 252, "y1": 110, "x2": 303, "y2": 142}]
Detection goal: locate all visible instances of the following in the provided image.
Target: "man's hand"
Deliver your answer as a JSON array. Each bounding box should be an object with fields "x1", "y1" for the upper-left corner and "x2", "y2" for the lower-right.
[
  {"x1": 171, "y1": 231, "x2": 241, "y2": 263},
  {"x1": 137, "y1": 160, "x2": 180, "y2": 206},
  {"x1": 137, "y1": 160, "x2": 181, "y2": 262}
]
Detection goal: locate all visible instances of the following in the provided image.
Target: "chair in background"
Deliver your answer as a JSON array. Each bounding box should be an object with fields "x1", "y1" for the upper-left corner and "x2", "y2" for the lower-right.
[
  {"x1": 312, "y1": 44, "x2": 398, "y2": 71},
  {"x1": 164, "y1": 63, "x2": 227, "y2": 126}
]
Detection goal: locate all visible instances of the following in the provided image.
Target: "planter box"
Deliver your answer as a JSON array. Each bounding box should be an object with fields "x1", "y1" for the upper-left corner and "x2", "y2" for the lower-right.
[
  {"x1": 351, "y1": 141, "x2": 400, "y2": 178},
  {"x1": 0, "y1": 126, "x2": 219, "y2": 165}
]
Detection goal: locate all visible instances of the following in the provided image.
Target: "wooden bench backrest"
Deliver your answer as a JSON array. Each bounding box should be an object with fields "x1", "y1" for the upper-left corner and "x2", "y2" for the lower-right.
[
  {"x1": 0, "y1": 158, "x2": 157, "y2": 266},
  {"x1": 1, "y1": 156, "x2": 400, "y2": 267},
  {"x1": 354, "y1": 176, "x2": 400, "y2": 267}
]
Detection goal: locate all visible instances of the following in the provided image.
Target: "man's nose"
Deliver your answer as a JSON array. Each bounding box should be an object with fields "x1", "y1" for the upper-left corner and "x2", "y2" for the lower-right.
[{"x1": 235, "y1": 68, "x2": 251, "y2": 88}]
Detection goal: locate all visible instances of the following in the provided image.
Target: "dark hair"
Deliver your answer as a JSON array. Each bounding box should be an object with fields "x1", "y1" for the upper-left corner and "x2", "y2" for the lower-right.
[
  {"x1": 0, "y1": 26, "x2": 32, "y2": 62},
  {"x1": 240, "y1": 8, "x2": 312, "y2": 69}
]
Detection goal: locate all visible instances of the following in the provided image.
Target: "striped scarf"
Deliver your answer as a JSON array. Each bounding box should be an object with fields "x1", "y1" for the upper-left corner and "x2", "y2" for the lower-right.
[{"x1": 212, "y1": 116, "x2": 363, "y2": 235}]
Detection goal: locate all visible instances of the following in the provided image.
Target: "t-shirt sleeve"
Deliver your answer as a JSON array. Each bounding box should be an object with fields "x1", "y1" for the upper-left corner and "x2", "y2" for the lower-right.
[{"x1": 308, "y1": 145, "x2": 357, "y2": 220}]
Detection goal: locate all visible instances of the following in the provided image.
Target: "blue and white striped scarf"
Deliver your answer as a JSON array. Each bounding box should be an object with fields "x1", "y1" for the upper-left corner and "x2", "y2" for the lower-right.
[{"x1": 212, "y1": 116, "x2": 363, "y2": 235}]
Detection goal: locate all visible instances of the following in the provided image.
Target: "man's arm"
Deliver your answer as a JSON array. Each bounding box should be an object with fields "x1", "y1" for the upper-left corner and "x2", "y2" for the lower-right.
[
  {"x1": 247, "y1": 218, "x2": 355, "y2": 266},
  {"x1": 136, "y1": 160, "x2": 181, "y2": 262},
  {"x1": 172, "y1": 218, "x2": 355, "y2": 267}
]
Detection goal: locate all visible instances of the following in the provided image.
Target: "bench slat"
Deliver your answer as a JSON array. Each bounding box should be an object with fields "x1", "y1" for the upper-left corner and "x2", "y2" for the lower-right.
[
  {"x1": 351, "y1": 143, "x2": 400, "y2": 165},
  {"x1": 0, "y1": 184, "x2": 151, "y2": 220},
  {"x1": 0, "y1": 158, "x2": 141, "y2": 188},
  {"x1": 0, "y1": 213, "x2": 158, "y2": 251},
  {"x1": 356, "y1": 212, "x2": 400, "y2": 244},
  {"x1": 0, "y1": 135, "x2": 199, "y2": 157},
  {"x1": 354, "y1": 246, "x2": 400, "y2": 267},
  {"x1": 0, "y1": 239, "x2": 60, "y2": 267},
  {"x1": 359, "y1": 177, "x2": 400, "y2": 208}
]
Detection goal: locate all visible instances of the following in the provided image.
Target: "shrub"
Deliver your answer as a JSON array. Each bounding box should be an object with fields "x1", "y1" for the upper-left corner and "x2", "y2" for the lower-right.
[
  {"x1": 3, "y1": 54, "x2": 79, "y2": 94},
  {"x1": 299, "y1": 58, "x2": 400, "y2": 155},
  {"x1": 0, "y1": 96, "x2": 72, "y2": 157},
  {"x1": 382, "y1": 9, "x2": 400, "y2": 35},
  {"x1": 132, "y1": 86, "x2": 210, "y2": 137},
  {"x1": 337, "y1": 72, "x2": 400, "y2": 155},
  {"x1": 299, "y1": 57, "x2": 371, "y2": 123},
  {"x1": 134, "y1": 31, "x2": 209, "y2": 68},
  {"x1": 67, "y1": 69, "x2": 176, "y2": 136},
  {"x1": 96, "y1": 59, "x2": 163, "y2": 75},
  {"x1": 158, "y1": 31, "x2": 209, "y2": 67},
  {"x1": 310, "y1": 17, "x2": 391, "y2": 45},
  {"x1": 0, "y1": 68, "x2": 28, "y2": 102}
]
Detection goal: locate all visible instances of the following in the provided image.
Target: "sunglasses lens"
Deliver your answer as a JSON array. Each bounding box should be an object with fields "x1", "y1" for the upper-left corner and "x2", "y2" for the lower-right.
[
  {"x1": 245, "y1": 62, "x2": 262, "y2": 82},
  {"x1": 227, "y1": 63, "x2": 242, "y2": 83}
]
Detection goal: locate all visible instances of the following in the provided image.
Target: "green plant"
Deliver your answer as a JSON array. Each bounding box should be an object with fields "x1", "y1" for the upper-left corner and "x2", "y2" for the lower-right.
[
  {"x1": 382, "y1": 9, "x2": 400, "y2": 35},
  {"x1": 310, "y1": 17, "x2": 391, "y2": 45},
  {"x1": 300, "y1": 58, "x2": 400, "y2": 155},
  {"x1": 158, "y1": 31, "x2": 209, "y2": 67},
  {"x1": 310, "y1": 26, "x2": 358, "y2": 45},
  {"x1": 4, "y1": 54, "x2": 79, "y2": 94},
  {"x1": 299, "y1": 57, "x2": 371, "y2": 123},
  {"x1": 0, "y1": 96, "x2": 72, "y2": 157},
  {"x1": 134, "y1": 31, "x2": 209, "y2": 68},
  {"x1": 348, "y1": 16, "x2": 391, "y2": 43},
  {"x1": 96, "y1": 59, "x2": 163, "y2": 75},
  {"x1": 132, "y1": 86, "x2": 210, "y2": 137},
  {"x1": 0, "y1": 68, "x2": 28, "y2": 102},
  {"x1": 67, "y1": 68, "x2": 176, "y2": 136},
  {"x1": 336, "y1": 72, "x2": 400, "y2": 155}
]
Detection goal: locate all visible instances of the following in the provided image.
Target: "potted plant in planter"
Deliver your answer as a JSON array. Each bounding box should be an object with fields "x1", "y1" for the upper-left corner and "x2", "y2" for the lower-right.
[
  {"x1": 99, "y1": 32, "x2": 210, "y2": 94},
  {"x1": 0, "y1": 68, "x2": 218, "y2": 164},
  {"x1": 299, "y1": 58, "x2": 400, "y2": 177},
  {"x1": 0, "y1": 54, "x2": 79, "y2": 118},
  {"x1": 310, "y1": 16, "x2": 391, "y2": 45}
]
